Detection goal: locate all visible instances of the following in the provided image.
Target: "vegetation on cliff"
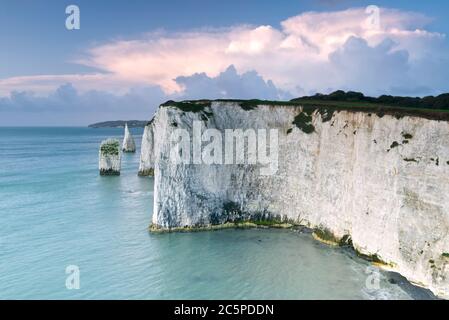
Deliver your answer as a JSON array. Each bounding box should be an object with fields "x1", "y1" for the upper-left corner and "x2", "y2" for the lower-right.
[
  {"x1": 160, "y1": 90, "x2": 449, "y2": 122},
  {"x1": 160, "y1": 100, "x2": 211, "y2": 112},
  {"x1": 292, "y1": 90, "x2": 449, "y2": 111},
  {"x1": 100, "y1": 139, "x2": 120, "y2": 156},
  {"x1": 292, "y1": 111, "x2": 315, "y2": 134}
]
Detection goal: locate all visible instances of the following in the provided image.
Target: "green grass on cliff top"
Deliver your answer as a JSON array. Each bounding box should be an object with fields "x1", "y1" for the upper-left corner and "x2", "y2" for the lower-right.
[
  {"x1": 100, "y1": 139, "x2": 120, "y2": 156},
  {"x1": 161, "y1": 98, "x2": 449, "y2": 122}
]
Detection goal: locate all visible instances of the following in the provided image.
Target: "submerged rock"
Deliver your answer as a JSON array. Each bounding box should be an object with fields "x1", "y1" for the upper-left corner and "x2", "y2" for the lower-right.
[
  {"x1": 99, "y1": 139, "x2": 121, "y2": 175},
  {"x1": 122, "y1": 123, "x2": 136, "y2": 152}
]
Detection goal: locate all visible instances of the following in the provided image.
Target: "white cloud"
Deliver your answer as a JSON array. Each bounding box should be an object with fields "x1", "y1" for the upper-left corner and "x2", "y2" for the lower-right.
[
  {"x1": 174, "y1": 65, "x2": 291, "y2": 100},
  {"x1": 0, "y1": 73, "x2": 128, "y2": 96},
  {"x1": 1, "y1": 6, "x2": 449, "y2": 103},
  {"x1": 0, "y1": 67, "x2": 287, "y2": 125},
  {"x1": 0, "y1": 83, "x2": 166, "y2": 125}
]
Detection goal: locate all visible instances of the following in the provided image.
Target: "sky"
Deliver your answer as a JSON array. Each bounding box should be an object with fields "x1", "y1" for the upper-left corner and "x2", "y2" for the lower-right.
[{"x1": 1, "y1": 0, "x2": 449, "y2": 125}]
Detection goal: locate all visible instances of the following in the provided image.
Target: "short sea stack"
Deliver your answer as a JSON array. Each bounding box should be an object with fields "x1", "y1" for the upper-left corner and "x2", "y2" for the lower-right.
[
  {"x1": 99, "y1": 139, "x2": 121, "y2": 175},
  {"x1": 122, "y1": 123, "x2": 136, "y2": 152}
]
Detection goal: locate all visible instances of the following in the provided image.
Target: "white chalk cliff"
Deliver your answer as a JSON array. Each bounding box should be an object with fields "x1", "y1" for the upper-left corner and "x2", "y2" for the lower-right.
[
  {"x1": 122, "y1": 123, "x2": 136, "y2": 152},
  {"x1": 140, "y1": 100, "x2": 449, "y2": 298}
]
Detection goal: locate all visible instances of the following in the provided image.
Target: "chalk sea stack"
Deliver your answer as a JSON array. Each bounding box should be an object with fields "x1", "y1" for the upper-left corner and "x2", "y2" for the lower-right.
[
  {"x1": 99, "y1": 139, "x2": 121, "y2": 175},
  {"x1": 122, "y1": 123, "x2": 136, "y2": 152},
  {"x1": 138, "y1": 124, "x2": 155, "y2": 176}
]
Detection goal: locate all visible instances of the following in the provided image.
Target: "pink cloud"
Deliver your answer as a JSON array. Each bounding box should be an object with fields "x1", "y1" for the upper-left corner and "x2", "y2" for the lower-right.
[{"x1": 1, "y1": 7, "x2": 447, "y2": 97}]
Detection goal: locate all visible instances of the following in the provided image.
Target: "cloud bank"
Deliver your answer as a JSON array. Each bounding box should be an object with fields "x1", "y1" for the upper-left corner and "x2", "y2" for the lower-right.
[
  {"x1": 1, "y1": 6, "x2": 449, "y2": 124},
  {"x1": 0, "y1": 66, "x2": 283, "y2": 125},
  {"x1": 175, "y1": 65, "x2": 291, "y2": 100}
]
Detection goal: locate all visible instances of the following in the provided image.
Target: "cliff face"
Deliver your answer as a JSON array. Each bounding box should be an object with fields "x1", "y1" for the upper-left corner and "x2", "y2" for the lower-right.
[{"x1": 141, "y1": 101, "x2": 449, "y2": 298}]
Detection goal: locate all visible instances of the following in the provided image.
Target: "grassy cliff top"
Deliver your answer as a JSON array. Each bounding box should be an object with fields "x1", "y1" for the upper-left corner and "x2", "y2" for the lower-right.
[
  {"x1": 100, "y1": 139, "x2": 120, "y2": 156},
  {"x1": 161, "y1": 90, "x2": 449, "y2": 122}
]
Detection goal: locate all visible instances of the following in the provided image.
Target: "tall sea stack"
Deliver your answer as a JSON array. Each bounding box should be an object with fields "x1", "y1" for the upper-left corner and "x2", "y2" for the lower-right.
[
  {"x1": 99, "y1": 139, "x2": 121, "y2": 175},
  {"x1": 122, "y1": 123, "x2": 136, "y2": 152},
  {"x1": 138, "y1": 122, "x2": 155, "y2": 176}
]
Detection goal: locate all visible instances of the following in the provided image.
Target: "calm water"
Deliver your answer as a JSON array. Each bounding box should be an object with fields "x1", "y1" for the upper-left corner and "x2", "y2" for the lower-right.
[{"x1": 0, "y1": 127, "x2": 434, "y2": 299}]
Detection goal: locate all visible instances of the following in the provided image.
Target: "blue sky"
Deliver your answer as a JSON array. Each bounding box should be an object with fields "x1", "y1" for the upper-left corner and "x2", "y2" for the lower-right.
[{"x1": 1, "y1": 0, "x2": 449, "y2": 125}]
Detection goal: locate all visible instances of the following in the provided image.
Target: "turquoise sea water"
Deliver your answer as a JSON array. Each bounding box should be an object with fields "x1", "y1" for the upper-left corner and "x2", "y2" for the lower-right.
[{"x1": 0, "y1": 127, "x2": 435, "y2": 299}]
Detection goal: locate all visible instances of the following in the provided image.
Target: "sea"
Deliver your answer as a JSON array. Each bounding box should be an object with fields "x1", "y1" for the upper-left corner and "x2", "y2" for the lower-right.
[{"x1": 0, "y1": 127, "x2": 436, "y2": 299}]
